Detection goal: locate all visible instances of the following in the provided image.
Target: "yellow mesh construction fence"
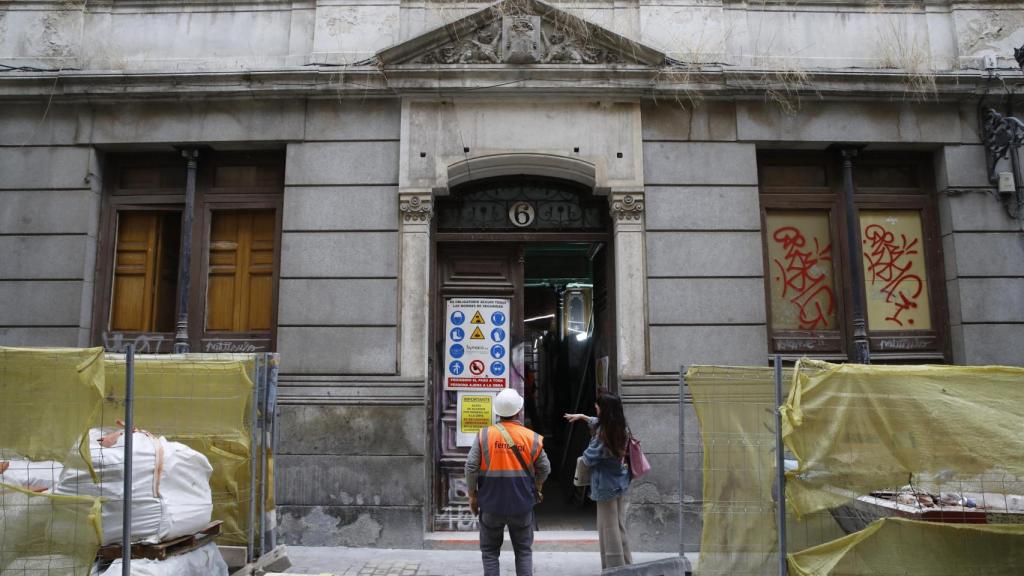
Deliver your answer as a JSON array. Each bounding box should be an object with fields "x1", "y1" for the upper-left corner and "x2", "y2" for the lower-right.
[
  {"x1": 687, "y1": 361, "x2": 1024, "y2": 576},
  {"x1": 686, "y1": 366, "x2": 847, "y2": 576},
  {"x1": 0, "y1": 347, "x2": 106, "y2": 575},
  {"x1": 103, "y1": 356, "x2": 255, "y2": 546},
  {"x1": 781, "y1": 360, "x2": 1024, "y2": 517},
  {"x1": 788, "y1": 517, "x2": 1024, "y2": 576}
]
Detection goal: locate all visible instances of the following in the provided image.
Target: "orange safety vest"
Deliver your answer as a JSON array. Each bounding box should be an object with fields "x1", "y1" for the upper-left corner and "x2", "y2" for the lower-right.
[{"x1": 475, "y1": 421, "x2": 543, "y2": 515}]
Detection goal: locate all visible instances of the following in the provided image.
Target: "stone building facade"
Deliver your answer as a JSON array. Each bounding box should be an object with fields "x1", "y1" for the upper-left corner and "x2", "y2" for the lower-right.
[{"x1": 1, "y1": 0, "x2": 1023, "y2": 552}]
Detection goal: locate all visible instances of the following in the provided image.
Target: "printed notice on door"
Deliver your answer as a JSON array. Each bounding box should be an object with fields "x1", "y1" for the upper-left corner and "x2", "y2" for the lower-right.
[
  {"x1": 445, "y1": 297, "x2": 510, "y2": 390},
  {"x1": 456, "y1": 392, "x2": 496, "y2": 447}
]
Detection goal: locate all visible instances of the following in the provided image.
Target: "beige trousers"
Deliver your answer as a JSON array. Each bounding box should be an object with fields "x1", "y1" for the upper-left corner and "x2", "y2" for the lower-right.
[{"x1": 596, "y1": 494, "x2": 633, "y2": 569}]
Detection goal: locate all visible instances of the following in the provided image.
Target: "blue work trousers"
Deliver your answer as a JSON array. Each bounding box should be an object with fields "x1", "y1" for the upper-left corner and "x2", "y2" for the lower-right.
[{"x1": 478, "y1": 510, "x2": 534, "y2": 576}]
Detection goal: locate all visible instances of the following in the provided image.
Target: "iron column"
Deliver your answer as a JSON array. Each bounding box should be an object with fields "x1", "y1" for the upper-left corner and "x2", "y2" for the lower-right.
[
  {"x1": 840, "y1": 147, "x2": 870, "y2": 364},
  {"x1": 174, "y1": 149, "x2": 199, "y2": 354}
]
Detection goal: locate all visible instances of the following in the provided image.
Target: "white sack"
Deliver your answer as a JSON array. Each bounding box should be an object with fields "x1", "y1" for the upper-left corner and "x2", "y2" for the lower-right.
[
  {"x1": 0, "y1": 459, "x2": 63, "y2": 492},
  {"x1": 54, "y1": 428, "x2": 213, "y2": 545},
  {"x1": 0, "y1": 554, "x2": 85, "y2": 576},
  {"x1": 99, "y1": 542, "x2": 228, "y2": 576}
]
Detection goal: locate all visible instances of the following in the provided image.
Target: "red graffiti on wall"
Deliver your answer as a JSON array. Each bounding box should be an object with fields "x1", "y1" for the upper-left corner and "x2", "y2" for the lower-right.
[
  {"x1": 771, "y1": 226, "x2": 836, "y2": 330},
  {"x1": 862, "y1": 223, "x2": 924, "y2": 327}
]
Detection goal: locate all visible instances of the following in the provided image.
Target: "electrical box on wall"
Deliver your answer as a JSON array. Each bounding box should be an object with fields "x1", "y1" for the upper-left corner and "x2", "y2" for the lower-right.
[{"x1": 998, "y1": 171, "x2": 1016, "y2": 196}]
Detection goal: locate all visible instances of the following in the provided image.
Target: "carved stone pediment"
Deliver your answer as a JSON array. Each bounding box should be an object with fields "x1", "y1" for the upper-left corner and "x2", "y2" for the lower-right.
[{"x1": 376, "y1": 0, "x2": 665, "y2": 67}]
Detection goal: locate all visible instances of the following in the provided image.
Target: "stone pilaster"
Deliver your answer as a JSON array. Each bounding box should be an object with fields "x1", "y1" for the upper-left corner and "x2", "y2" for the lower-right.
[
  {"x1": 398, "y1": 190, "x2": 434, "y2": 378},
  {"x1": 609, "y1": 189, "x2": 648, "y2": 378}
]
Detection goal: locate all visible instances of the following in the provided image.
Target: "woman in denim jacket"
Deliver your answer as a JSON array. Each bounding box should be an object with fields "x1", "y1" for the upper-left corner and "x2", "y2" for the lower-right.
[{"x1": 564, "y1": 392, "x2": 633, "y2": 569}]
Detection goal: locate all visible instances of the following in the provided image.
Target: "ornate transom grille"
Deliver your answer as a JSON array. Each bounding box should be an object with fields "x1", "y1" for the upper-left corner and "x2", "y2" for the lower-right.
[{"x1": 436, "y1": 180, "x2": 607, "y2": 232}]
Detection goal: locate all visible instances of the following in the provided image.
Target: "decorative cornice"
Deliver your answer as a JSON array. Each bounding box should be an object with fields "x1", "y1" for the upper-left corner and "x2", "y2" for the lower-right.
[
  {"x1": 399, "y1": 191, "x2": 434, "y2": 223},
  {"x1": 610, "y1": 191, "x2": 644, "y2": 222},
  {"x1": 0, "y1": 67, "x2": 1002, "y2": 102}
]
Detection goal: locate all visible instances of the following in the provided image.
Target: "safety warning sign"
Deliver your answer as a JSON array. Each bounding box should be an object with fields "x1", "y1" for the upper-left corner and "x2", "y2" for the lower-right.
[
  {"x1": 445, "y1": 297, "x2": 510, "y2": 390},
  {"x1": 456, "y1": 392, "x2": 495, "y2": 447}
]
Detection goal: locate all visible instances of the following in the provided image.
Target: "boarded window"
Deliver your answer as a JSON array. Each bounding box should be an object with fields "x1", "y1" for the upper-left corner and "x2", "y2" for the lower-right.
[
  {"x1": 765, "y1": 211, "x2": 838, "y2": 331},
  {"x1": 860, "y1": 211, "x2": 932, "y2": 331},
  {"x1": 206, "y1": 210, "x2": 277, "y2": 333},
  {"x1": 758, "y1": 152, "x2": 947, "y2": 360},
  {"x1": 110, "y1": 212, "x2": 181, "y2": 332}
]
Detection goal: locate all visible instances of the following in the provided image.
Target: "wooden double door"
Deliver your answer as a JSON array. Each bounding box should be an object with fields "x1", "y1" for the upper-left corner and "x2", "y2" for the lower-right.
[{"x1": 430, "y1": 240, "x2": 614, "y2": 530}]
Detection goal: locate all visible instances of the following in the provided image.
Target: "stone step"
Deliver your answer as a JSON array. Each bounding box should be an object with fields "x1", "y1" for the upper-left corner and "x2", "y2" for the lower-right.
[{"x1": 424, "y1": 530, "x2": 600, "y2": 552}]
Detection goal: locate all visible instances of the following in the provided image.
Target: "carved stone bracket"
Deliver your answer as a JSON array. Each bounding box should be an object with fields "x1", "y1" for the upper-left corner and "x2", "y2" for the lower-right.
[
  {"x1": 399, "y1": 192, "x2": 434, "y2": 223},
  {"x1": 609, "y1": 191, "x2": 644, "y2": 222}
]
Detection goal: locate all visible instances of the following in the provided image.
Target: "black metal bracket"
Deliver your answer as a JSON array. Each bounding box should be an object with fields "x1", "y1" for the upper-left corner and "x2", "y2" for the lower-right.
[{"x1": 981, "y1": 107, "x2": 1024, "y2": 184}]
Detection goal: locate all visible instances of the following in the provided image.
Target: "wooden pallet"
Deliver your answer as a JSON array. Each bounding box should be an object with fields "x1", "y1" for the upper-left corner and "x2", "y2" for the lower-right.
[{"x1": 98, "y1": 521, "x2": 223, "y2": 561}]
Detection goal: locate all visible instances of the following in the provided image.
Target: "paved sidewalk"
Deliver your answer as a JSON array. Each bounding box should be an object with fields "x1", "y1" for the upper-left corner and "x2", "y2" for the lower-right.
[{"x1": 283, "y1": 546, "x2": 689, "y2": 576}]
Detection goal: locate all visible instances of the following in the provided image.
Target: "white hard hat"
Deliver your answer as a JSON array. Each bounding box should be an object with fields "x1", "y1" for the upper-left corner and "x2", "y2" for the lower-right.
[{"x1": 493, "y1": 388, "x2": 524, "y2": 418}]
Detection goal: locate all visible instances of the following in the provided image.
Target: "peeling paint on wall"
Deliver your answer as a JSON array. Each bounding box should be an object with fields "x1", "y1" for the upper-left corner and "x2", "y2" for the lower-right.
[
  {"x1": 959, "y1": 11, "x2": 1024, "y2": 58},
  {"x1": 278, "y1": 507, "x2": 384, "y2": 547}
]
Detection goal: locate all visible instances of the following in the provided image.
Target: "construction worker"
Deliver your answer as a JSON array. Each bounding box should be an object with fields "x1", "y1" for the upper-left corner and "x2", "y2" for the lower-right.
[{"x1": 465, "y1": 387, "x2": 551, "y2": 576}]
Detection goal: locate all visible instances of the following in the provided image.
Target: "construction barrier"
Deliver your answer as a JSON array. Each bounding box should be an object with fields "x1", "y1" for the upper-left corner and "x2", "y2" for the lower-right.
[
  {"x1": 0, "y1": 347, "x2": 279, "y2": 575},
  {"x1": 0, "y1": 347, "x2": 107, "y2": 575},
  {"x1": 682, "y1": 360, "x2": 1024, "y2": 576}
]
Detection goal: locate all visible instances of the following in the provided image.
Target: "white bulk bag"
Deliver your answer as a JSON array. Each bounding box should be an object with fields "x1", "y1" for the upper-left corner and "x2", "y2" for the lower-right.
[
  {"x1": 99, "y1": 542, "x2": 228, "y2": 576},
  {"x1": 54, "y1": 428, "x2": 213, "y2": 545},
  {"x1": 0, "y1": 458, "x2": 63, "y2": 492}
]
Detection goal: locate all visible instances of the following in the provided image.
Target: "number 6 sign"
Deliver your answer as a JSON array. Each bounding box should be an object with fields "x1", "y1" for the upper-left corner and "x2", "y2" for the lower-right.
[{"x1": 508, "y1": 201, "x2": 535, "y2": 227}]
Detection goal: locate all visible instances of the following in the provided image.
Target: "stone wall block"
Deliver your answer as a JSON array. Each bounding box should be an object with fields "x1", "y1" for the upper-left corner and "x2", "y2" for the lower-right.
[
  {"x1": 80, "y1": 9, "x2": 295, "y2": 71},
  {"x1": 962, "y1": 324, "x2": 1024, "y2": 367},
  {"x1": 645, "y1": 186, "x2": 760, "y2": 231},
  {"x1": 649, "y1": 278, "x2": 766, "y2": 324},
  {"x1": 958, "y1": 278, "x2": 1024, "y2": 323},
  {"x1": 0, "y1": 104, "x2": 82, "y2": 146},
  {"x1": 647, "y1": 231, "x2": 764, "y2": 277},
  {"x1": 641, "y1": 101, "x2": 737, "y2": 142},
  {"x1": 280, "y1": 232, "x2": 397, "y2": 278},
  {"x1": 285, "y1": 142, "x2": 399, "y2": 186},
  {"x1": 0, "y1": 147, "x2": 91, "y2": 190},
  {"x1": 0, "y1": 236, "x2": 86, "y2": 279},
  {"x1": 304, "y1": 99, "x2": 402, "y2": 141},
  {"x1": 937, "y1": 145, "x2": 990, "y2": 189},
  {"x1": 0, "y1": 281, "x2": 81, "y2": 325},
  {"x1": 86, "y1": 100, "x2": 305, "y2": 144},
  {"x1": 283, "y1": 186, "x2": 398, "y2": 231},
  {"x1": 0, "y1": 327, "x2": 79, "y2": 347},
  {"x1": 643, "y1": 142, "x2": 757, "y2": 186},
  {"x1": 0, "y1": 190, "x2": 95, "y2": 234},
  {"x1": 942, "y1": 190, "x2": 1021, "y2": 232},
  {"x1": 276, "y1": 455, "x2": 424, "y2": 506},
  {"x1": 736, "y1": 102, "x2": 962, "y2": 144},
  {"x1": 650, "y1": 325, "x2": 767, "y2": 374},
  {"x1": 626, "y1": 503, "x2": 683, "y2": 552},
  {"x1": 950, "y1": 233, "x2": 1024, "y2": 277},
  {"x1": 624, "y1": 403, "x2": 684, "y2": 454},
  {"x1": 277, "y1": 405, "x2": 424, "y2": 456},
  {"x1": 278, "y1": 279, "x2": 397, "y2": 326},
  {"x1": 277, "y1": 326, "x2": 397, "y2": 374},
  {"x1": 277, "y1": 506, "x2": 422, "y2": 548},
  {"x1": 628, "y1": 453, "x2": 680, "y2": 505}
]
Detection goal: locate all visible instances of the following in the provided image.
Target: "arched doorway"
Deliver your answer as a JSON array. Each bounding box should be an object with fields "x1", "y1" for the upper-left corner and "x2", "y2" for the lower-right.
[{"x1": 430, "y1": 177, "x2": 616, "y2": 531}]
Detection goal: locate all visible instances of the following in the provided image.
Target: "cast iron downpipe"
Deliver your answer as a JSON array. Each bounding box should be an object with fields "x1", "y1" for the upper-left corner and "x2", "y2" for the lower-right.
[
  {"x1": 174, "y1": 149, "x2": 200, "y2": 354},
  {"x1": 840, "y1": 147, "x2": 871, "y2": 364}
]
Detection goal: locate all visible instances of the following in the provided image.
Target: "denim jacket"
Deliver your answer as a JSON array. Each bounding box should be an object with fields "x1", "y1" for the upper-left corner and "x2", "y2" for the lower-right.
[{"x1": 581, "y1": 416, "x2": 630, "y2": 502}]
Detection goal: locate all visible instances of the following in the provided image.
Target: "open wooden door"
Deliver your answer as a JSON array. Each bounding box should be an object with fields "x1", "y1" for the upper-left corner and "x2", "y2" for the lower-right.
[{"x1": 431, "y1": 243, "x2": 524, "y2": 530}]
